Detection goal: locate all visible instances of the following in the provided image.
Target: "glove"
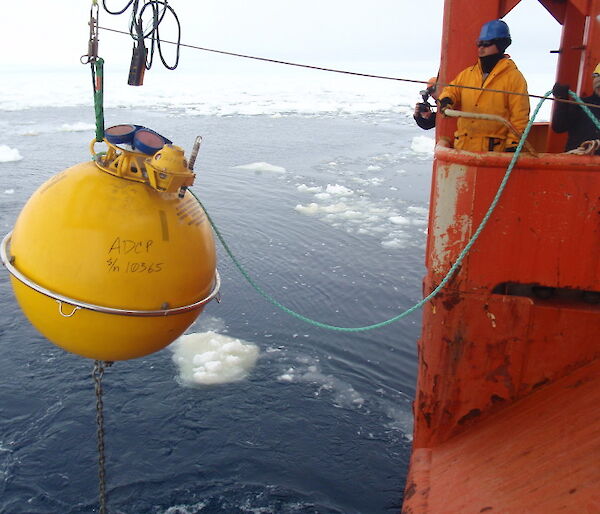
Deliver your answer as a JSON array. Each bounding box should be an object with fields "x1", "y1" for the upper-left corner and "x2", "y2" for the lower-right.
[
  {"x1": 552, "y1": 82, "x2": 570, "y2": 99},
  {"x1": 505, "y1": 146, "x2": 517, "y2": 153},
  {"x1": 438, "y1": 97, "x2": 453, "y2": 112}
]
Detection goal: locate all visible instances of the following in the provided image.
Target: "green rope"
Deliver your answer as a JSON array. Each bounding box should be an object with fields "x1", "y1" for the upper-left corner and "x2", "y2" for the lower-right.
[
  {"x1": 569, "y1": 90, "x2": 600, "y2": 131},
  {"x1": 93, "y1": 58, "x2": 105, "y2": 141},
  {"x1": 192, "y1": 92, "x2": 552, "y2": 332}
]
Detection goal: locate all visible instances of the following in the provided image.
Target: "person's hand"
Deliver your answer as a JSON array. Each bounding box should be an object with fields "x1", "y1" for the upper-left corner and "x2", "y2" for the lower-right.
[
  {"x1": 552, "y1": 82, "x2": 570, "y2": 99},
  {"x1": 414, "y1": 102, "x2": 432, "y2": 118},
  {"x1": 438, "y1": 97, "x2": 453, "y2": 114}
]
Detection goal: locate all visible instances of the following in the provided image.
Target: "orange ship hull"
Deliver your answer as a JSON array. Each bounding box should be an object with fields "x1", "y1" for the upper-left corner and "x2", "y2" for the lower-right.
[
  {"x1": 403, "y1": 1, "x2": 600, "y2": 509},
  {"x1": 403, "y1": 149, "x2": 600, "y2": 513},
  {"x1": 404, "y1": 359, "x2": 600, "y2": 513}
]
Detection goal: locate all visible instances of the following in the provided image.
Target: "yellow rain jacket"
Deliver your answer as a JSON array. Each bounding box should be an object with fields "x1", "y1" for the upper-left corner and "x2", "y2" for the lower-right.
[{"x1": 439, "y1": 57, "x2": 530, "y2": 152}]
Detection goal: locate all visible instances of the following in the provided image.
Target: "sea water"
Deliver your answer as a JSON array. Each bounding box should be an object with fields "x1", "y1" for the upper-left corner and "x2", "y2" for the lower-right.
[{"x1": 0, "y1": 66, "x2": 550, "y2": 513}]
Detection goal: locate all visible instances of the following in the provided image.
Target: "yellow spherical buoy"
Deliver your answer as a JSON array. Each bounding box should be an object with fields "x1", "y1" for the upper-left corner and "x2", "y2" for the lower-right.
[{"x1": 1, "y1": 139, "x2": 219, "y2": 361}]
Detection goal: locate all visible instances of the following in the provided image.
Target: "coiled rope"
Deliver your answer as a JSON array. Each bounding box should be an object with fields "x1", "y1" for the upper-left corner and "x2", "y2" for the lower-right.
[
  {"x1": 190, "y1": 90, "x2": 560, "y2": 333},
  {"x1": 102, "y1": 0, "x2": 182, "y2": 71}
]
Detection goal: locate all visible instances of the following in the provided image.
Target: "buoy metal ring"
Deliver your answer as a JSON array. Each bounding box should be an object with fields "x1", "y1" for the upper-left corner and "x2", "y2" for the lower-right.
[{"x1": 1, "y1": 232, "x2": 221, "y2": 317}]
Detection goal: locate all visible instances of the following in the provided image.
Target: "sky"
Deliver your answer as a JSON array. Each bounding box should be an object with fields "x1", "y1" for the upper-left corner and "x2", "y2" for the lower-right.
[{"x1": 0, "y1": 1, "x2": 561, "y2": 71}]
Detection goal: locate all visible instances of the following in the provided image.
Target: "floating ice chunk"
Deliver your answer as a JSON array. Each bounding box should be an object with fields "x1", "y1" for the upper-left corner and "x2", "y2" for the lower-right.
[
  {"x1": 0, "y1": 145, "x2": 23, "y2": 163},
  {"x1": 172, "y1": 331, "x2": 259, "y2": 386},
  {"x1": 411, "y1": 135, "x2": 435, "y2": 154},
  {"x1": 59, "y1": 122, "x2": 95, "y2": 132},
  {"x1": 321, "y1": 202, "x2": 349, "y2": 214},
  {"x1": 352, "y1": 177, "x2": 384, "y2": 186},
  {"x1": 4, "y1": 189, "x2": 15, "y2": 194},
  {"x1": 389, "y1": 216, "x2": 410, "y2": 225},
  {"x1": 233, "y1": 161, "x2": 286, "y2": 173},
  {"x1": 367, "y1": 165, "x2": 381, "y2": 171},
  {"x1": 297, "y1": 184, "x2": 322, "y2": 193},
  {"x1": 407, "y1": 205, "x2": 429, "y2": 216},
  {"x1": 279, "y1": 358, "x2": 365, "y2": 408},
  {"x1": 295, "y1": 203, "x2": 320, "y2": 215},
  {"x1": 277, "y1": 367, "x2": 296, "y2": 382},
  {"x1": 381, "y1": 238, "x2": 408, "y2": 249},
  {"x1": 325, "y1": 184, "x2": 354, "y2": 196},
  {"x1": 339, "y1": 210, "x2": 362, "y2": 219}
]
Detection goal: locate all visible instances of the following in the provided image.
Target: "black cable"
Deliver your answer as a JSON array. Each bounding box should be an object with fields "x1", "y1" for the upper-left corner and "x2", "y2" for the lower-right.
[
  {"x1": 102, "y1": 0, "x2": 135, "y2": 16},
  {"x1": 102, "y1": 0, "x2": 181, "y2": 71},
  {"x1": 137, "y1": 1, "x2": 180, "y2": 70}
]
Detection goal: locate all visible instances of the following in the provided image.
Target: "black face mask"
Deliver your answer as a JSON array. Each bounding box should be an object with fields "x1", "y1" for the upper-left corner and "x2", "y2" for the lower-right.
[{"x1": 480, "y1": 53, "x2": 504, "y2": 74}]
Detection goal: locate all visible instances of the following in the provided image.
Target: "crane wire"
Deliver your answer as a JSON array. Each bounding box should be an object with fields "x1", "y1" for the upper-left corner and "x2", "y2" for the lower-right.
[{"x1": 96, "y1": 24, "x2": 599, "y2": 110}]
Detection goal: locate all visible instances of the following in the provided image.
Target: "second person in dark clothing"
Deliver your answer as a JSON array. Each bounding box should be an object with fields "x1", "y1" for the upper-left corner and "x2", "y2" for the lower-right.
[{"x1": 551, "y1": 63, "x2": 600, "y2": 155}]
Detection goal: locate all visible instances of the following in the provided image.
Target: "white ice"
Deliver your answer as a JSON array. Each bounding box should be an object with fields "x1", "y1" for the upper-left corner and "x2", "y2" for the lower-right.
[
  {"x1": 277, "y1": 359, "x2": 364, "y2": 408},
  {"x1": 171, "y1": 331, "x2": 259, "y2": 386},
  {"x1": 407, "y1": 205, "x2": 429, "y2": 216},
  {"x1": 410, "y1": 135, "x2": 435, "y2": 155},
  {"x1": 295, "y1": 189, "x2": 429, "y2": 250},
  {"x1": 233, "y1": 161, "x2": 286, "y2": 173},
  {"x1": 0, "y1": 69, "x2": 554, "y2": 121},
  {"x1": 325, "y1": 184, "x2": 354, "y2": 196},
  {"x1": 59, "y1": 122, "x2": 95, "y2": 132},
  {"x1": 389, "y1": 216, "x2": 410, "y2": 225},
  {"x1": 297, "y1": 184, "x2": 322, "y2": 193},
  {"x1": 0, "y1": 145, "x2": 23, "y2": 163}
]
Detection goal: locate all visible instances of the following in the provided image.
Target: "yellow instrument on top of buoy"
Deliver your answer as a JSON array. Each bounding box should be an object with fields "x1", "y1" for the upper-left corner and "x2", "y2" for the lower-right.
[{"x1": 1, "y1": 127, "x2": 219, "y2": 361}]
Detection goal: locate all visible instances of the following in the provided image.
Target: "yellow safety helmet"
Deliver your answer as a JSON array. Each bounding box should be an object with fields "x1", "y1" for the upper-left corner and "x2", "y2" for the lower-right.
[{"x1": 594, "y1": 63, "x2": 600, "y2": 75}]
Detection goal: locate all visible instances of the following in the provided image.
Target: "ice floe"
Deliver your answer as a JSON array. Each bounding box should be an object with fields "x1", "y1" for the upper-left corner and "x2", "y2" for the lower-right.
[
  {"x1": 410, "y1": 135, "x2": 435, "y2": 155},
  {"x1": 233, "y1": 162, "x2": 286, "y2": 173},
  {"x1": 172, "y1": 331, "x2": 259, "y2": 386},
  {"x1": 0, "y1": 145, "x2": 23, "y2": 163}
]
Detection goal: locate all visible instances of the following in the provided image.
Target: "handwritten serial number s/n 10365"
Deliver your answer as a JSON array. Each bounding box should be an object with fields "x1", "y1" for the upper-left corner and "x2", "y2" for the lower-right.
[{"x1": 106, "y1": 237, "x2": 164, "y2": 273}]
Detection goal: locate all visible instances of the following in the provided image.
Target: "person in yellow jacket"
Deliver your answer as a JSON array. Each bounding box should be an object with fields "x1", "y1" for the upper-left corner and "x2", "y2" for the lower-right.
[{"x1": 437, "y1": 19, "x2": 530, "y2": 152}]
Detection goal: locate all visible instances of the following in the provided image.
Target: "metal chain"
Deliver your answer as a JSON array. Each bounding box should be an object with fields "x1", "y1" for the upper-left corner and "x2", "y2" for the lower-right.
[{"x1": 93, "y1": 360, "x2": 112, "y2": 514}]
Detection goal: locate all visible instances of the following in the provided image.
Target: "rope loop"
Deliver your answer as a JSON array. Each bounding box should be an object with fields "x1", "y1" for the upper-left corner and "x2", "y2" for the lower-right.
[{"x1": 566, "y1": 139, "x2": 600, "y2": 155}]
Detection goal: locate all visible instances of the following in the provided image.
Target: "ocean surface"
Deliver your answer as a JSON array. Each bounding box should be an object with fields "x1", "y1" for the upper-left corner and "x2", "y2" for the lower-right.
[{"x1": 0, "y1": 66, "x2": 544, "y2": 513}]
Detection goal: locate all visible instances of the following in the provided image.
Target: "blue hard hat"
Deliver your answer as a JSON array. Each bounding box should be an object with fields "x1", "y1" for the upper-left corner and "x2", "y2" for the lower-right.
[{"x1": 479, "y1": 20, "x2": 511, "y2": 41}]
